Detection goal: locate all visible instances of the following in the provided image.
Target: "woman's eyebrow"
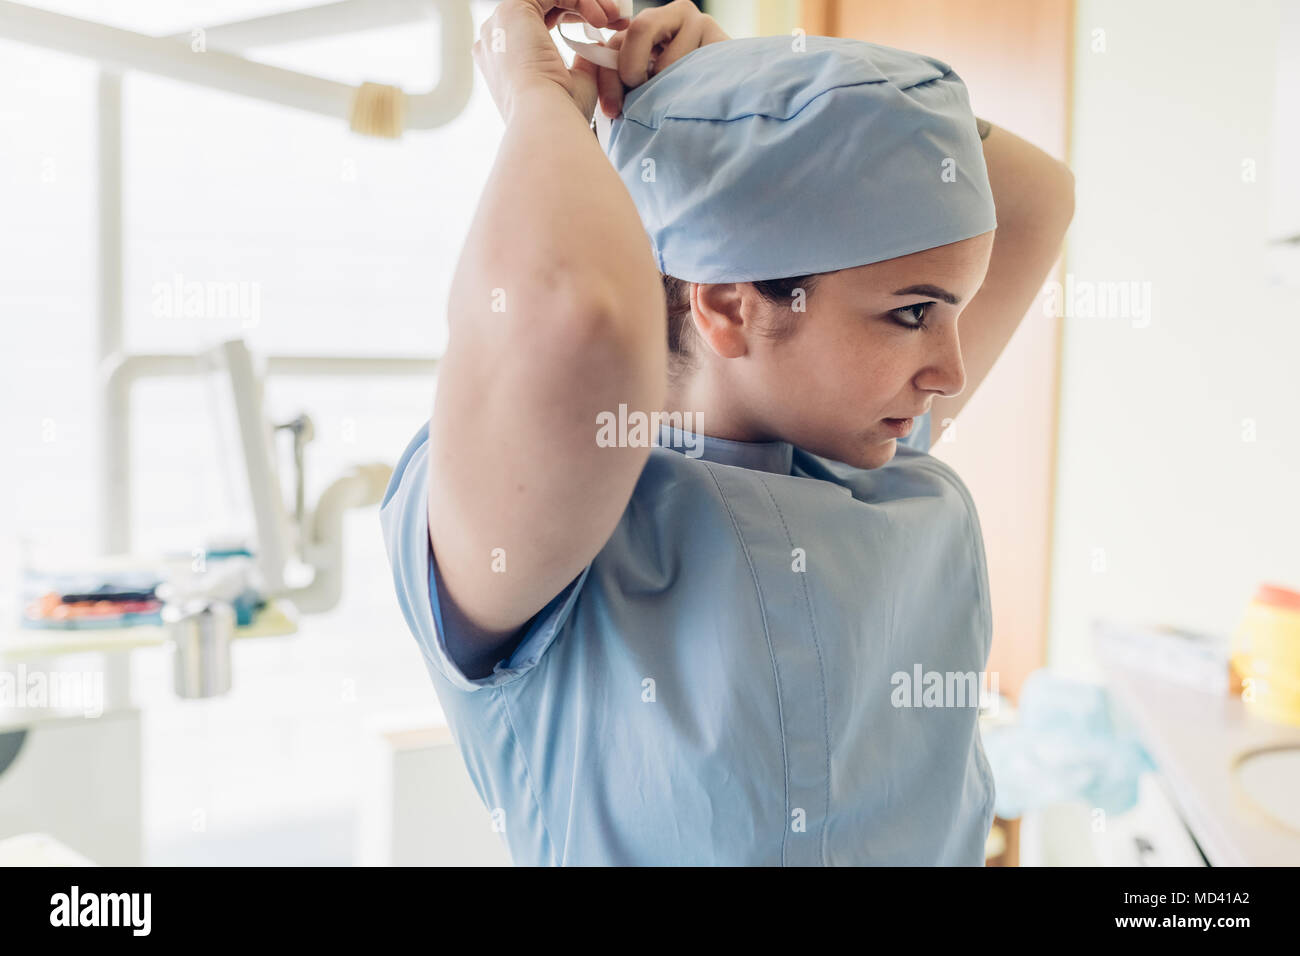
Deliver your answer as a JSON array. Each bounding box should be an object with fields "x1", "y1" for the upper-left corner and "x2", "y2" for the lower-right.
[{"x1": 892, "y1": 284, "x2": 961, "y2": 305}]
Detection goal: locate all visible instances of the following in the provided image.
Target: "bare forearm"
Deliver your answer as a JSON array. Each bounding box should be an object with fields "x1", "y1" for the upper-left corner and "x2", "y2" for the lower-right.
[
  {"x1": 929, "y1": 122, "x2": 1074, "y2": 435},
  {"x1": 979, "y1": 120, "x2": 1075, "y2": 232},
  {"x1": 967, "y1": 122, "x2": 1074, "y2": 365}
]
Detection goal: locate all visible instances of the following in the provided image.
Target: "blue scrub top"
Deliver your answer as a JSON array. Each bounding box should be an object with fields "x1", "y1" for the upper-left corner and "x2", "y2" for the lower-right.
[{"x1": 379, "y1": 411, "x2": 996, "y2": 865}]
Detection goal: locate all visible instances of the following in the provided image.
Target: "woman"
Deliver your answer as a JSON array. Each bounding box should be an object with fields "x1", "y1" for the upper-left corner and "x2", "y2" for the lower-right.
[{"x1": 381, "y1": 0, "x2": 1074, "y2": 865}]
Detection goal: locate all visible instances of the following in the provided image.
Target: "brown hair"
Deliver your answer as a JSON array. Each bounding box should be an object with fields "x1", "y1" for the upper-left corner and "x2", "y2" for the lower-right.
[{"x1": 660, "y1": 272, "x2": 824, "y2": 379}]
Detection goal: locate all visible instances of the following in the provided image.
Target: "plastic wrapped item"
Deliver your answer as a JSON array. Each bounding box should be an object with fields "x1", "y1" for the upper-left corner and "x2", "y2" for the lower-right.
[
  {"x1": 981, "y1": 669, "x2": 1154, "y2": 819},
  {"x1": 18, "y1": 547, "x2": 264, "y2": 631},
  {"x1": 1093, "y1": 618, "x2": 1229, "y2": 694},
  {"x1": 20, "y1": 567, "x2": 163, "y2": 630}
]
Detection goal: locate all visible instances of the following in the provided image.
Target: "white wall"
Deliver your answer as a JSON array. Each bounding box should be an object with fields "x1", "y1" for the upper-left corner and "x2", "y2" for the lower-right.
[{"x1": 1049, "y1": 0, "x2": 1300, "y2": 676}]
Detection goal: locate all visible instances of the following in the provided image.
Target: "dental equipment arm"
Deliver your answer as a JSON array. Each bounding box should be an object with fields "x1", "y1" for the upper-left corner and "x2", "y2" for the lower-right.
[{"x1": 291, "y1": 464, "x2": 393, "y2": 614}]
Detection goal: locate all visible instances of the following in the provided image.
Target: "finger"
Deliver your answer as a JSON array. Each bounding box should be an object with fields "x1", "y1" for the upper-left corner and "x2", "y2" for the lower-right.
[
  {"x1": 652, "y1": 15, "x2": 704, "y2": 74},
  {"x1": 596, "y1": 64, "x2": 624, "y2": 117},
  {"x1": 596, "y1": 31, "x2": 625, "y2": 117},
  {"x1": 699, "y1": 15, "x2": 729, "y2": 44},
  {"x1": 592, "y1": 0, "x2": 623, "y2": 26},
  {"x1": 543, "y1": 2, "x2": 593, "y2": 30},
  {"x1": 618, "y1": 9, "x2": 683, "y2": 87},
  {"x1": 569, "y1": 53, "x2": 601, "y2": 117},
  {"x1": 535, "y1": 0, "x2": 574, "y2": 27},
  {"x1": 539, "y1": 0, "x2": 610, "y2": 30},
  {"x1": 572, "y1": 0, "x2": 615, "y2": 28}
]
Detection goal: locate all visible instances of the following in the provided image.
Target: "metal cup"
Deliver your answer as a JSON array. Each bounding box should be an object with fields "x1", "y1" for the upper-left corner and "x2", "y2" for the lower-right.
[{"x1": 165, "y1": 598, "x2": 235, "y2": 699}]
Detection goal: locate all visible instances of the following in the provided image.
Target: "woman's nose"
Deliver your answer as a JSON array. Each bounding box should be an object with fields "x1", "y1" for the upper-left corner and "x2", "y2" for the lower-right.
[{"x1": 921, "y1": 325, "x2": 966, "y2": 399}]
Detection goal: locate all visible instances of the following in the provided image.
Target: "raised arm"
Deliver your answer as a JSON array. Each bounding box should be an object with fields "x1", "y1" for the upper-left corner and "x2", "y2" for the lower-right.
[
  {"x1": 929, "y1": 121, "x2": 1075, "y2": 447},
  {"x1": 427, "y1": 0, "x2": 665, "y2": 648}
]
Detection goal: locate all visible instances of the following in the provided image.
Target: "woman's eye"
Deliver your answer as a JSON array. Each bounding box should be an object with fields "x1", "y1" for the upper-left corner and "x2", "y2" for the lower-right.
[{"x1": 891, "y1": 302, "x2": 931, "y2": 329}]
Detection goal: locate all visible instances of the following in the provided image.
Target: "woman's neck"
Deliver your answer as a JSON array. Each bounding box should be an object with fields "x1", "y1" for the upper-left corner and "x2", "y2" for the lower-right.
[{"x1": 662, "y1": 372, "x2": 775, "y2": 443}]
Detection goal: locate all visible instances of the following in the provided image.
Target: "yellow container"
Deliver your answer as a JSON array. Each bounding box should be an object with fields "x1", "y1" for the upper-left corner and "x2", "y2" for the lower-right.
[{"x1": 1231, "y1": 584, "x2": 1300, "y2": 727}]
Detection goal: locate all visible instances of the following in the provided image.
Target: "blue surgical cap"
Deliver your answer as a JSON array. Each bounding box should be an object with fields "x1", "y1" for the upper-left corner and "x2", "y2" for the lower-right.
[{"x1": 604, "y1": 35, "x2": 997, "y2": 283}]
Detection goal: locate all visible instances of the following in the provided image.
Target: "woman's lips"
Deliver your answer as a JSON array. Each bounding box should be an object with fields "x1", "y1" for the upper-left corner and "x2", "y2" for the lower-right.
[{"x1": 881, "y1": 417, "x2": 913, "y2": 437}]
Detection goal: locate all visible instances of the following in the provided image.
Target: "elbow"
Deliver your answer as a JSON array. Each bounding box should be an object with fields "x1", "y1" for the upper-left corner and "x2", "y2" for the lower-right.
[
  {"x1": 502, "y1": 269, "x2": 667, "y2": 391},
  {"x1": 567, "y1": 285, "x2": 669, "y2": 396},
  {"x1": 541, "y1": 267, "x2": 666, "y2": 360},
  {"x1": 549, "y1": 242, "x2": 667, "y2": 359},
  {"x1": 444, "y1": 251, "x2": 667, "y2": 398},
  {"x1": 456, "y1": 253, "x2": 664, "y2": 347}
]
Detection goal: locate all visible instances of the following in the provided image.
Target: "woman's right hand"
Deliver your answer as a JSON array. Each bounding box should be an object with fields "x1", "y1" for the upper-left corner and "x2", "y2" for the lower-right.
[
  {"x1": 472, "y1": 0, "x2": 628, "y2": 123},
  {"x1": 595, "y1": 0, "x2": 730, "y2": 118}
]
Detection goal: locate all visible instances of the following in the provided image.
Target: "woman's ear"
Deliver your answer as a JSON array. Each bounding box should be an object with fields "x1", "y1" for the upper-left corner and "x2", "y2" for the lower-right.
[{"x1": 690, "y1": 282, "x2": 750, "y2": 359}]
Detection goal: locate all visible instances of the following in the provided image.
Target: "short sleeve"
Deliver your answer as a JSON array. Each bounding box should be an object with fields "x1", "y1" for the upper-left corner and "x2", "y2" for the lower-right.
[
  {"x1": 378, "y1": 423, "x2": 591, "y2": 693},
  {"x1": 898, "y1": 410, "x2": 932, "y2": 452}
]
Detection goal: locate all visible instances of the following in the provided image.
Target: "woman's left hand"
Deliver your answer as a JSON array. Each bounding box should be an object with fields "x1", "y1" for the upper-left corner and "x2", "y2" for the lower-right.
[{"x1": 594, "y1": 0, "x2": 730, "y2": 118}]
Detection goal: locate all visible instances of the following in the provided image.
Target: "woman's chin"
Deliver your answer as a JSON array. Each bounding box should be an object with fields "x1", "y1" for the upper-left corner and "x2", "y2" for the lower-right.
[
  {"x1": 822, "y1": 439, "x2": 896, "y2": 471},
  {"x1": 858, "y1": 444, "x2": 898, "y2": 470}
]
